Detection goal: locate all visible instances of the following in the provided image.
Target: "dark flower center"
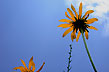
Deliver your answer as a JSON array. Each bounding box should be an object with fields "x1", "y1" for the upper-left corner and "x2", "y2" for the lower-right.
[{"x1": 72, "y1": 19, "x2": 89, "y2": 33}]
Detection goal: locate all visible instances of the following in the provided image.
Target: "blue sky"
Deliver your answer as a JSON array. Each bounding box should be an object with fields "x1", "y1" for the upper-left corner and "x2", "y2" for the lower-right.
[{"x1": 0, "y1": 0, "x2": 109, "y2": 72}]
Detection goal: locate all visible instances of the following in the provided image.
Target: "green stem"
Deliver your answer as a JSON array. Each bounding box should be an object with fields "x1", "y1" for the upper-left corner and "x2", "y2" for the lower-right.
[{"x1": 81, "y1": 29, "x2": 97, "y2": 72}]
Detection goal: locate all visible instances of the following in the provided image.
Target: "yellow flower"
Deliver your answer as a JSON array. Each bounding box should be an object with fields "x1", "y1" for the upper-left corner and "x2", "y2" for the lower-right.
[
  {"x1": 58, "y1": 2, "x2": 98, "y2": 42},
  {"x1": 13, "y1": 56, "x2": 45, "y2": 72}
]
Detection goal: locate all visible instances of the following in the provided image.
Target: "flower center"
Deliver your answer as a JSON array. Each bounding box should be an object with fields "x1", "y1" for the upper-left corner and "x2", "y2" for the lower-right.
[{"x1": 72, "y1": 19, "x2": 89, "y2": 33}]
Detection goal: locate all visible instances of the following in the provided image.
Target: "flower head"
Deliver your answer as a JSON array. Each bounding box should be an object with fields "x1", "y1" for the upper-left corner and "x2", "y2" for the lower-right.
[
  {"x1": 58, "y1": 2, "x2": 98, "y2": 42},
  {"x1": 13, "y1": 56, "x2": 45, "y2": 72}
]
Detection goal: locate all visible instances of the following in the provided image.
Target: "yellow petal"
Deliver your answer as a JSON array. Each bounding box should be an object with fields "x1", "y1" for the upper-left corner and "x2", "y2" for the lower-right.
[
  {"x1": 73, "y1": 29, "x2": 76, "y2": 39},
  {"x1": 59, "y1": 19, "x2": 72, "y2": 23},
  {"x1": 71, "y1": 30, "x2": 76, "y2": 42},
  {"x1": 85, "y1": 31, "x2": 88, "y2": 39},
  {"x1": 36, "y1": 62, "x2": 45, "y2": 72},
  {"x1": 67, "y1": 8, "x2": 76, "y2": 21},
  {"x1": 32, "y1": 65, "x2": 36, "y2": 71},
  {"x1": 21, "y1": 59, "x2": 27, "y2": 69},
  {"x1": 76, "y1": 31, "x2": 81, "y2": 42},
  {"x1": 63, "y1": 27, "x2": 73, "y2": 37},
  {"x1": 29, "y1": 56, "x2": 34, "y2": 70},
  {"x1": 71, "y1": 33, "x2": 74, "y2": 42},
  {"x1": 88, "y1": 26, "x2": 98, "y2": 30},
  {"x1": 85, "y1": 18, "x2": 98, "y2": 24},
  {"x1": 13, "y1": 66, "x2": 26, "y2": 72},
  {"x1": 57, "y1": 24, "x2": 72, "y2": 28},
  {"x1": 30, "y1": 57, "x2": 35, "y2": 71},
  {"x1": 79, "y1": 2, "x2": 82, "y2": 19},
  {"x1": 65, "y1": 12, "x2": 72, "y2": 20},
  {"x1": 83, "y1": 10, "x2": 94, "y2": 19},
  {"x1": 71, "y1": 4, "x2": 78, "y2": 19}
]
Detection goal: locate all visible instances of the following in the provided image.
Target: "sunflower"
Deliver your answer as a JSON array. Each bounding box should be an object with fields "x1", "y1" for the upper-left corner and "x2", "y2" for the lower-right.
[
  {"x1": 58, "y1": 2, "x2": 98, "y2": 42},
  {"x1": 13, "y1": 56, "x2": 45, "y2": 72}
]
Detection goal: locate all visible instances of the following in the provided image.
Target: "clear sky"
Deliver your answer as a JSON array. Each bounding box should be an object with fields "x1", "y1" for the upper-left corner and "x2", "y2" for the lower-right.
[{"x1": 0, "y1": 0, "x2": 109, "y2": 72}]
